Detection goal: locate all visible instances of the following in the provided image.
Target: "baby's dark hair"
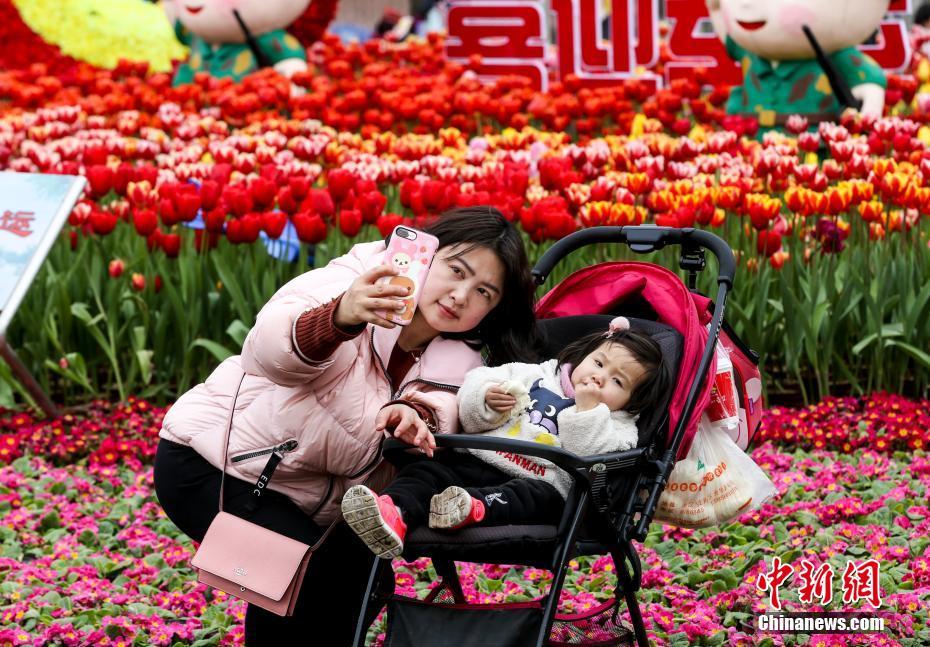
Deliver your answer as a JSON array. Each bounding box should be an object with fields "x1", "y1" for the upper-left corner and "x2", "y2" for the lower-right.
[{"x1": 557, "y1": 328, "x2": 670, "y2": 416}]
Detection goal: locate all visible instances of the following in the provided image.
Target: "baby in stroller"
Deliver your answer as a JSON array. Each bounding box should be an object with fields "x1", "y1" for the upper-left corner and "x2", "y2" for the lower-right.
[{"x1": 342, "y1": 316, "x2": 671, "y2": 559}]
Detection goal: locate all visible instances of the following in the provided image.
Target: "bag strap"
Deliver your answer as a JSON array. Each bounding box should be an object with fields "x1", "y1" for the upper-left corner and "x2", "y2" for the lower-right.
[
  {"x1": 219, "y1": 372, "x2": 248, "y2": 513},
  {"x1": 218, "y1": 371, "x2": 343, "y2": 541}
]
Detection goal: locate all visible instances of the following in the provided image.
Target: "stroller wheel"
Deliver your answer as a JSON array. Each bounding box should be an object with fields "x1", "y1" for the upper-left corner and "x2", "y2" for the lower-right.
[{"x1": 341, "y1": 485, "x2": 405, "y2": 559}]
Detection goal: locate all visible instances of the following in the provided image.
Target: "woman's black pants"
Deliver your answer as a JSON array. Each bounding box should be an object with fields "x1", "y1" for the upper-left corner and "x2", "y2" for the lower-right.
[{"x1": 153, "y1": 438, "x2": 388, "y2": 646}]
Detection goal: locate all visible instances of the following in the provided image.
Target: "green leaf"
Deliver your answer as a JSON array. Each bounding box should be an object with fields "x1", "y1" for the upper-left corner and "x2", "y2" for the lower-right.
[
  {"x1": 70, "y1": 302, "x2": 104, "y2": 328},
  {"x1": 189, "y1": 338, "x2": 235, "y2": 363},
  {"x1": 885, "y1": 340, "x2": 930, "y2": 370},
  {"x1": 852, "y1": 333, "x2": 878, "y2": 356},
  {"x1": 135, "y1": 349, "x2": 154, "y2": 385},
  {"x1": 226, "y1": 319, "x2": 251, "y2": 349}
]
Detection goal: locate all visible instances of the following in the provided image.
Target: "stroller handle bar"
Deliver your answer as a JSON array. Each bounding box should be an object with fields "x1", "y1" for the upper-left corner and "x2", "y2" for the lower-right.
[{"x1": 531, "y1": 226, "x2": 736, "y2": 288}]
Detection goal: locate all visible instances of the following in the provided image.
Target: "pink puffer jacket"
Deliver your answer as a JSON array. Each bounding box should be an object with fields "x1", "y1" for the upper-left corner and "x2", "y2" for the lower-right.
[{"x1": 159, "y1": 241, "x2": 485, "y2": 523}]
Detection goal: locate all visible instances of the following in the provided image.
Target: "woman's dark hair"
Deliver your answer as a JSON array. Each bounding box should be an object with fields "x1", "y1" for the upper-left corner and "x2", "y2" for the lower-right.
[
  {"x1": 422, "y1": 206, "x2": 540, "y2": 366},
  {"x1": 918, "y1": 3, "x2": 930, "y2": 27},
  {"x1": 556, "y1": 328, "x2": 670, "y2": 416}
]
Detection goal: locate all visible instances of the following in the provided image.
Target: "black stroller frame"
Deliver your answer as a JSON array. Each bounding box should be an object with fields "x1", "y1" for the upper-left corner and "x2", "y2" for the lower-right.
[{"x1": 352, "y1": 226, "x2": 738, "y2": 647}]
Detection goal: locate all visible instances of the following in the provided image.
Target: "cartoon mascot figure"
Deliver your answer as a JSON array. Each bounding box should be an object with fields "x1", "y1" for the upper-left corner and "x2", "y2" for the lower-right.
[
  {"x1": 706, "y1": 0, "x2": 888, "y2": 129},
  {"x1": 162, "y1": 0, "x2": 311, "y2": 86}
]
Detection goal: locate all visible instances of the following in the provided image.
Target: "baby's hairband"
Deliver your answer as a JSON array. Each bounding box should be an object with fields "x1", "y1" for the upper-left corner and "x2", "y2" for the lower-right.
[{"x1": 604, "y1": 316, "x2": 630, "y2": 337}]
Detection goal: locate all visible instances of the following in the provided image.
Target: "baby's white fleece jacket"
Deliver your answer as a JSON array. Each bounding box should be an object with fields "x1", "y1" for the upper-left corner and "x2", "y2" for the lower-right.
[{"x1": 456, "y1": 359, "x2": 639, "y2": 497}]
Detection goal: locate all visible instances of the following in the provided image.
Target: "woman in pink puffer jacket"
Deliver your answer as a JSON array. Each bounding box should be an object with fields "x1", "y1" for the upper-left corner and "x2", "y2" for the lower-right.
[{"x1": 153, "y1": 207, "x2": 538, "y2": 645}]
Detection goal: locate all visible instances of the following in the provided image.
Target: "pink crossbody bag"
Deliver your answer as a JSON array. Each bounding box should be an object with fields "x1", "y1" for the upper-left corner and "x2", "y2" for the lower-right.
[{"x1": 191, "y1": 373, "x2": 339, "y2": 616}]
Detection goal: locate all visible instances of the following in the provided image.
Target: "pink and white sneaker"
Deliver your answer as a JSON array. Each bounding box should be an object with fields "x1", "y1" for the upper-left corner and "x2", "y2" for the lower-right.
[
  {"x1": 429, "y1": 486, "x2": 486, "y2": 530},
  {"x1": 341, "y1": 485, "x2": 407, "y2": 559}
]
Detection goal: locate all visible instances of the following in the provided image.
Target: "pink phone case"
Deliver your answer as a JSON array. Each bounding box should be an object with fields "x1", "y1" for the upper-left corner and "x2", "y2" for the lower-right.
[{"x1": 376, "y1": 226, "x2": 439, "y2": 325}]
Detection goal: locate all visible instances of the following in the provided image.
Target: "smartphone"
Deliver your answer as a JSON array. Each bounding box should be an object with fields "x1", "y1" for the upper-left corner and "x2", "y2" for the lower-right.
[{"x1": 376, "y1": 225, "x2": 439, "y2": 325}]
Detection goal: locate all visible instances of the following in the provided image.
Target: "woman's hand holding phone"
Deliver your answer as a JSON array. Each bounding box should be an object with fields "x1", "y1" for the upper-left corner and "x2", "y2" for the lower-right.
[{"x1": 334, "y1": 265, "x2": 411, "y2": 330}]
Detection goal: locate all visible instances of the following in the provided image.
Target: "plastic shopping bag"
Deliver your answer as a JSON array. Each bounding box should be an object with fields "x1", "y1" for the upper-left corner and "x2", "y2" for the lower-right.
[{"x1": 654, "y1": 416, "x2": 777, "y2": 529}]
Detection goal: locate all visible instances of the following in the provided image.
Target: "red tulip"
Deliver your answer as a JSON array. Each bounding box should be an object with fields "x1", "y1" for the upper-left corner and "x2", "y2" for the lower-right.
[
  {"x1": 132, "y1": 208, "x2": 158, "y2": 237},
  {"x1": 671, "y1": 118, "x2": 691, "y2": 136},
  {"x1": 358, "y1": 191, "x2": 387, "y2": 223},
  {"x1": 174, "y1": 191, "x2": 201, "y2": 222},
  {"x1": 756, "y1": 230, "x2": 782, "y2": 257},
  {"x1": 108, "y1": 259, "x2": 125, "y2": 278},
  {"x1": 160, "y1": 233, "x2": 182, "y2": 258},
  {"x1": 204, "y1": 207, "x2": 227, "y2": 233},
  {"x1": 82, "y1": 144, "x2": 108, "y2": 166},
  {"x1": 293, "y1": 212, "x2": 328, "y2": 243},
  {"x1": 158, "y1": 197, "x2": 177, "y2": 227},
  {"x1": 130, "y1": 273, "x2": 146, "y2": 291},
  {"x1": 539, "y1": 157, "x2": 572, "y2": 191},
  {"x1": 422, "y1": 180, "x2": 447, "y2": 211},
  {"x1": 226, "y1": 214, "x2": 261, "y2": 244},
  {"x1": 86, "y1": 165, "x2": 114, "y2": 197},
  {"x1": 338, "y1": 209, "x2": 363, "y2": 237},
  {"x1": 327, "y1": 169, "x2": 355, "y2": 203},
  {"x1": 376, "y1": 213, "x2": 404, "y2": 238},
  {"x1": 303, "y1": 189, "x2": 335, "y2": 219},
  {"x1": 68, "y1": 201, "x2": 92, "y2": 227},
  {"x1": 277, "y1": 186, "x2": 299, "y2": 215},
  {"x1": 262, "y1": 211, "x2": 288, "y2": 239},
  {"x1": 113, "y1": 163, "x2": 134, "y2": 195},
  {"x1": 134, "y1": 165, "x2": 159, "y2": 186},
  {"x1": 541, "y1": 212, "x2": 577, "y2": 240},
  {"x1": 288, "y1": 176, "x2": 311, "y2": 201},
  {"x1": 223, "y1": 186, "x2": 253, "y2": 217},
  {"x1": 250, "y1": 176, "x2": 277, "y2": 209},
  {"x1": 210, "y1": 164, "x2": 233, "y2": 185},
  {"x1": 200, "y1": 180, "x2": 222, "y2": 211},
  {"x1": 399, "y1": 178, "x2": 420, "y2": 208},
  {"x1": 90, "y1": 209, "x2": 118, "y2": 236},
  {"x1": 769, "y1": 250, "x2": 790, "y2": 270}
]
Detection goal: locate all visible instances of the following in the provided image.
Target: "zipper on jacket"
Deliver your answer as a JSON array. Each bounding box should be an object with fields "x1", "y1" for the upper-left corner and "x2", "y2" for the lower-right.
[
  {"x1": 393, "y1": 377, "x2": 459, "y2": 400},
  {"x1": 230, "y1": 439, "x2": 298, "y2": 464}
]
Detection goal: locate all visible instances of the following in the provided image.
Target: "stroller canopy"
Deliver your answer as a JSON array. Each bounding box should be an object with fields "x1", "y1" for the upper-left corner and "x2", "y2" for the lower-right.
[{"x1": 535, "y1": 261, "x2": 715, "y2": 459}]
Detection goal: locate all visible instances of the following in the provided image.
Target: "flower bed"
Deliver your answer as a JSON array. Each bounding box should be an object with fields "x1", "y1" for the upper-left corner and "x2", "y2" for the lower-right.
[{"x1": 0, "y1": 399, "x2": 928, "y2": 645}]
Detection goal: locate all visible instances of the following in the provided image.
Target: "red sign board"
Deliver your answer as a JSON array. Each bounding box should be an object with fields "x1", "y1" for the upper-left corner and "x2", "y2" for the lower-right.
[{"x1": 446, "y1": 0, "x2": 912, "y2": 92}]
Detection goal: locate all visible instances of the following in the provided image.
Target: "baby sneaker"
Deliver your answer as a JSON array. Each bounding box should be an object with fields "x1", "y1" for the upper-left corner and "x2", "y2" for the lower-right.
[
  {"x1": 429, "y1": 486, "x2": 486, "y2": 530},
  {"x1": 341, "y1": 485, "x2": 407, "y2": 559}
]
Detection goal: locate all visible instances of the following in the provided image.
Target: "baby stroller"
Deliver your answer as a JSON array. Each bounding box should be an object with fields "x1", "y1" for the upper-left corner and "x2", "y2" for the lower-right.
[{"x1": 352, "y1": 225, "x2": 755, "y2": 647}]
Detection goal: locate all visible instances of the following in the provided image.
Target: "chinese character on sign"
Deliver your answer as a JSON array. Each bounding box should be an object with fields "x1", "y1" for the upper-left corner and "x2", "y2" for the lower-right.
[
  {"x1": 842, "y1": 559, "x2": 883, "y2": 608},
  {"x1": 797, "y1": 559, "x2": 835, "y2": 606},
  {"x1": 860, "y1": 0, "x2": 911, "y2": 71},
  {"x1": 551, "y1": 0, "x2": 660, "y2": 89},
  {"x1": 664, "y1": 0, "x2": 741, "y2": 85},
  {"x1": 446, "y1": 1, "x2": 549, "y2": 91},
  {"x1": 0, "y1": 210, "x2": 35, "y2": 238},
  {"x1": 447, "y1": 1, "x2": 911, "y2": 90},
  {"x1": 757, "y1": 556, "x2": 794, "y2": 610}
]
